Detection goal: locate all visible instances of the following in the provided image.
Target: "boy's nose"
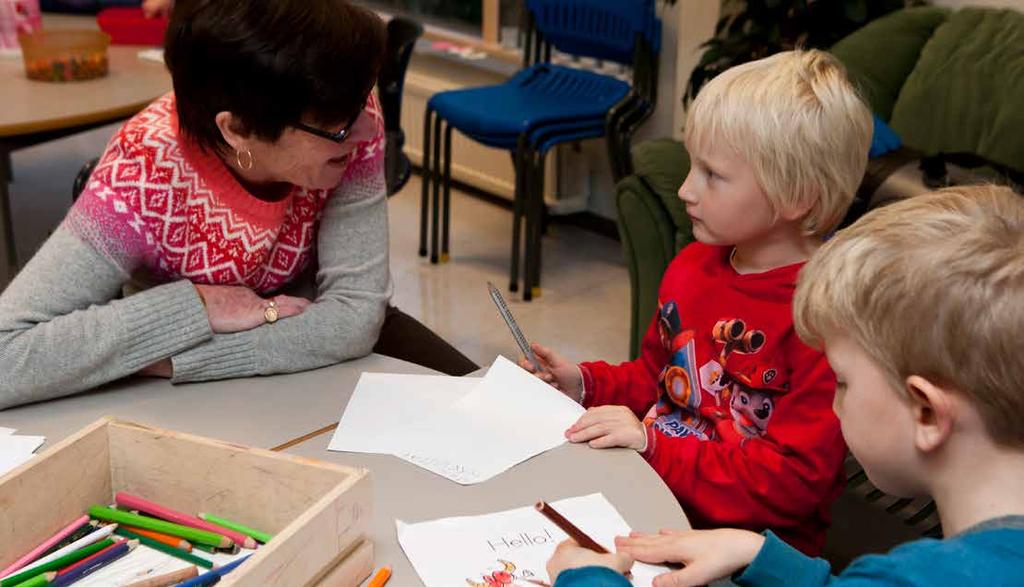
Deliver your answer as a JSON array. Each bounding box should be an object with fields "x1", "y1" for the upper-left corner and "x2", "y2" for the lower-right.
[{"x1": 678, "y1": 174, "x2": 698, "y2": 205}]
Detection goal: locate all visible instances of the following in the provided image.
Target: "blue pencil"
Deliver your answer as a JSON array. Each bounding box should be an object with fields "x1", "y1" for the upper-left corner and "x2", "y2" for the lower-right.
[
  {"x1": 176, "y1": 554, "x2": 252, "y2": 587},
  {"x1": 50, "y1": 539, "x2": 135, "y2": 587}
]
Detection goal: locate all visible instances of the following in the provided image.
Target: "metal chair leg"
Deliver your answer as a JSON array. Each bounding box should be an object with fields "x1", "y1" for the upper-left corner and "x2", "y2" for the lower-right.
[
  {"x1": 522, "y1": 145, "x2": 539, "y2": 302},
  {"x1": 509, "y1": 136, "x2": 528, "y2": 293},
  {"x1": 529, "y1": 149, "x2": 546, "y2": 299},
  {"x1": 440, "y1": 124, "x2": 454, "y2": 263},
  {"x1": 418, "y1": 107, "x2": 433, "y2": 257},
  {"x1": 430, "y1": 115, "x2": 442, "y2": 264}
]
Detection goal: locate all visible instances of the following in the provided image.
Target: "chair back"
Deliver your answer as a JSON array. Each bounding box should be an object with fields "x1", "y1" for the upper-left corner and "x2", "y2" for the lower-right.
[
  {"x1": 378, "y1": 16, "x2": 424, "y2": 134},
  {"x1": 524, "y1": 0, "x2": 658, "y2": 67}
]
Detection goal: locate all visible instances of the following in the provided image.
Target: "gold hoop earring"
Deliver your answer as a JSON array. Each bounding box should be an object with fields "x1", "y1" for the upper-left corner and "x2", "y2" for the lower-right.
[{"x1": 235, "y1": 148, "x2": 254, "y2": 170}]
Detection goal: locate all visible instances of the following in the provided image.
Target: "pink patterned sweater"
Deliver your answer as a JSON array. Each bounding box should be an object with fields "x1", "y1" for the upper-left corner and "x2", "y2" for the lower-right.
[{"x1": 0, "y1": 93, "x2": 393, "y2": 407}]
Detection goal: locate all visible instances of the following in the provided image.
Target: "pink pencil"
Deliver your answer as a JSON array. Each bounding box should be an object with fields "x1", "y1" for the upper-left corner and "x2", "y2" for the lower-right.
[
  {"x1": 114, "y1": 493, "x2": 254, "y2": 549},
  {"x1": 0, "y1": 514, "x2": 90, "y2": 577}
]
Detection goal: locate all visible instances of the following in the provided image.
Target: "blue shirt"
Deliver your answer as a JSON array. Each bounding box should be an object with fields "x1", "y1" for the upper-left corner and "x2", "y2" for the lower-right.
[{"x1": 553, "y1": 516, "x2": 1024, "y2": 587}]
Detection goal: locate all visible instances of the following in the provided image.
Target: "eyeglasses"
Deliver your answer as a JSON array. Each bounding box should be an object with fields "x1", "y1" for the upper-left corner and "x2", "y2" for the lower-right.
[{"x1": 293, "y1": 116, "x2": 359, "y2": 144}]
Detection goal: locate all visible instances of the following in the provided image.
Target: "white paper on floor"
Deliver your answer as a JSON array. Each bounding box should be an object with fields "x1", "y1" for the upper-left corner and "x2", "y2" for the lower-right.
[
  {"x1": 327, "y1": 356, "x2": 584, "y2": 484},
  {"x1": 397, "y1": 493, "x2": 667, "y2": 587},
  {"x1": 0, "y1": 432, "x2": 45, "y2": 476}
]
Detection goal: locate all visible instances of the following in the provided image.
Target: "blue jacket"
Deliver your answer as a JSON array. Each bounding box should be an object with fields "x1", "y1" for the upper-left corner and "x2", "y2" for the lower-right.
[{"x1": 554, "y1": 516, "x2": 1024, "y2": 587}]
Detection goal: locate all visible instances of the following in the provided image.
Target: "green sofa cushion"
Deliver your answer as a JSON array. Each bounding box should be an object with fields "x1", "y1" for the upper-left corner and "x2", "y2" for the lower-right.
[
  {"x1": 830, "y1": 7, "x2": 950, "y2": 120},
  {"x1": 889, "y1": 8, "x2": 1024, "y2": 172},
  {"x1": 630, "y1": 138, "x2": 693, "y2": 253}
]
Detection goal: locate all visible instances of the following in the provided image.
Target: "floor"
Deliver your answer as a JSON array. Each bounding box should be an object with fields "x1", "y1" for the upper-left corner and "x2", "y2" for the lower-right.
[{"x1": 0, "y1": 123, "x2": 633, "y2": 369}]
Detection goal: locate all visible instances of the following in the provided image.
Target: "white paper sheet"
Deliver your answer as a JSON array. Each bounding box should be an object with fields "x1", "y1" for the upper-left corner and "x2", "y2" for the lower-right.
[
  {"x1": 328, "y1": 356, "x2": 584, "y2": 485},
  {"x1": 394, "y1": 356, "x2": 585, "y2": 484},
  {"x1": 397, "y1": 493, "x2": 667, "y2": 587},
  {"x1": 0, "y1": 434, "x2": 45, "y2": 476},
  {"x1": 327, "y1": 373, "x2": 482, "y2": 454}
]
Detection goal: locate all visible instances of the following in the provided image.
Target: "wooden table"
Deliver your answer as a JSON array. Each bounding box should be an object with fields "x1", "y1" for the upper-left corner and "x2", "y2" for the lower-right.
[
  {"x1": 0, "y1": 354, "x2": 688, "y2": 585},
  {"x1": 0, "y1": 14, "x2": 171, "y2": 282}
]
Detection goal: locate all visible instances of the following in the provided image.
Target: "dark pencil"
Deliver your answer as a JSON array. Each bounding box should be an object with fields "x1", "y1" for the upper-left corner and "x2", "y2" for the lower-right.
[{"x1": 535, "y1": 501, "x2": 608, "y2": 553}]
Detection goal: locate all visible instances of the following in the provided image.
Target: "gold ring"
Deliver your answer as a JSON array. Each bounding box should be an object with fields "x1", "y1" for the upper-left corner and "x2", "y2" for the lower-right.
[{"x1": 264, "y1": 300, "x2": 279, "y2": 324}]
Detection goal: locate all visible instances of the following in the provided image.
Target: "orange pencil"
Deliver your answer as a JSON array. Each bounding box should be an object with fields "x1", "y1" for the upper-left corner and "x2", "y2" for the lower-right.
[
  {"x1": 121, "y1": 526, "x2": 192, "y2": 552},
  {"x1": 367, "y1": 566, "x2": 392, "y2": 587}
]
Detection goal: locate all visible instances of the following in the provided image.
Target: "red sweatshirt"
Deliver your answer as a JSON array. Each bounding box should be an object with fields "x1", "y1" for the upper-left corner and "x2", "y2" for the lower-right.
[{"x1": 580, "y1": 243, "x2": 846, "y2": 554}]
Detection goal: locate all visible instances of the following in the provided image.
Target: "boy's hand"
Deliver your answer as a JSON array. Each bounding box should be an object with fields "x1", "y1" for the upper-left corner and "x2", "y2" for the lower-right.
[
  {"x1": 566, "y1": 406, "x2": 647, "y2": 451},
  {"x1": 615, "y1": 529, "x2": 765, "y2": 587},
  {"x1": 547, "y1": 539, "x2": 633, "y2": 584},
  {"x1": 519, "y1": 343, "x2": 584, "y2": 401}
]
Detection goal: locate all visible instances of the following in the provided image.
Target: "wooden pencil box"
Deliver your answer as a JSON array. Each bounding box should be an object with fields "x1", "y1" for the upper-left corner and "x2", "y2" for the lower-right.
[{"x1": 0, "y1": 418, "x2": 373, "y2": 586}]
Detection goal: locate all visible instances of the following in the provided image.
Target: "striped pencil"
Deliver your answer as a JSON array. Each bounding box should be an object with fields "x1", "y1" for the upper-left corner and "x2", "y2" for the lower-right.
[
  {"x1": 113, "y1": 527, "x2": 214, "y2": 569},
  {"x1": 39, "y1": 522, "x2": 98, "y2": 558},
  {"x1": 125, "y1": 566, "x2": 199, "y2": 587},
  {"x1": 0, "y1": 515, "x2": 90, "y2": 578},
  {"x1": 0, "y1": 539, "x2": 113, "y2": 587},
  {"x1": 50, "y1": 540, "x2": 136, "y2": 587},
  {"x1": 14, "y1": 524, "x2": 118, "y2": 577},
  {"x1": 120, "y1": 525, "x2": 192, "y2": 551},
  {"x1": 116, "y1": 493, "x2": 255, "y2": 549},
  {"x1": 88, "y1": 506, "x2": 230, "y2": 548}
]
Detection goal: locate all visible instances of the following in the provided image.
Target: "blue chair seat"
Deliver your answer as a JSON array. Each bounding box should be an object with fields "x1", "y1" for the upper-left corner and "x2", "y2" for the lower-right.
[{"x1": 428, "y1": 64, "x2": 630, "y2": 138}]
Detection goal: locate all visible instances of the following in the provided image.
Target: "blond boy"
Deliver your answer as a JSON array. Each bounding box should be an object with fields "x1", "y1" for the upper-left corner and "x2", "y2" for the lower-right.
[{"x1": 548, "y1": 185, "x2": 1024, "y2": 587}]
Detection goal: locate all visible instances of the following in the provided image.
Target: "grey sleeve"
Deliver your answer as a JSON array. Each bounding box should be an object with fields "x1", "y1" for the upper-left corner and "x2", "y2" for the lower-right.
[
  {"x1": 0, "y1": 229, "x2": 212, "y2": 409},
  {"x1": 169, "y1": 186, "x2": 392, "y2": 383}
]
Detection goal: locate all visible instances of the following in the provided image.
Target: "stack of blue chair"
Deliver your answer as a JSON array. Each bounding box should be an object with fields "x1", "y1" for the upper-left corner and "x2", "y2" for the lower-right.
[{"x1": 419, "y1": 0, "x2": 661, "y2": 301}]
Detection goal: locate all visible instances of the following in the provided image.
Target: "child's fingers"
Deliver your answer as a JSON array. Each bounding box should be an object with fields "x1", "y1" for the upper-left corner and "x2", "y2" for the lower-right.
[
  {"x1": 531, "y1": 343, "x2": 560, "y2": 366},
  {"x1": 652, "y1": 565, "x2": 714, "y2": 587}
]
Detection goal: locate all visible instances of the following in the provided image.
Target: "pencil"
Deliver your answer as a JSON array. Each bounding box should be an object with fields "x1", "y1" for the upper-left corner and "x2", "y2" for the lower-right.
[
  {"x1": 0, "y1": 539, "x2": 114, "y2": 587},
  {"x1": 197, "y1": 513, "x2": 272, "y2": 545},
  {"x1": 39, "y1": 521, "x2": 98, "y2": 558},
  {"x1": 6, "y1": 572, "x2": 54, "y2": 587},
  {"x1": 50, "y1": 540, "x2": 136, "y2": 587},
  {"x1": 88, "y1": 506, "x2": 231, "y2": 549},
  {"x1": 176, "y1": 554, "x2": 252, "y2": 587},
  {"x1": 116, "y1": 493, "x2": 255, "y2": 549},
  {"x1": 0, "y1": 515, "x2": 90, "y2": 578},
  {"x1": 14, "y1": 524, "x2": 118, "y2": 576},
  {"x1": 534, "y1": 501, "x2": 608, "y2": 553},
  {"x1": 120, "y1": 525, "x2": 192, "y2": 551},
  {"x1": 113, "y1": 528, "x2": 214, "y2": 569},
  {"x1": 367, "y1": 566, "x2": 391, "y2": 587},
  {"x1": 124, "y1": 565, "x2": 198, "y2": 587}
]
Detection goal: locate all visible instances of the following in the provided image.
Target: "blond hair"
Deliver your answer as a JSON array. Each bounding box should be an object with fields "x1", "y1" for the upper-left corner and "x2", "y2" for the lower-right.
[
  {"x1": 794, "y1": 185, "x2": 1024, "y2": 446},
  {"x1": 684, "y1": 49, "x2": 872, "y2": 238}
]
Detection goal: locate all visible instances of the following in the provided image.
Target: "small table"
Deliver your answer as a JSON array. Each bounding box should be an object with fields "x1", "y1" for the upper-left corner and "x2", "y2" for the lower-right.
[
  {"x1": 284, "y1": 405, "x2": 689, "y2": 586},
  {"x1": 0, "y1": 14, "x2": 171, "y2": 282}
]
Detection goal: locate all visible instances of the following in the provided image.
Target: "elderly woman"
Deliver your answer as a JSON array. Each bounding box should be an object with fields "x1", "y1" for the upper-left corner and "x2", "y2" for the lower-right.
[{"x1": 0, "y1": 0, "x2": 476, "y2": 409}]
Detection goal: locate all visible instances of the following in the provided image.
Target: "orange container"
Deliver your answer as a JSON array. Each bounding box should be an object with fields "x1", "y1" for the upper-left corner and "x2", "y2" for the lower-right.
[{"x1": 18, "y1": 29, "x2": 110, "y2": 82}]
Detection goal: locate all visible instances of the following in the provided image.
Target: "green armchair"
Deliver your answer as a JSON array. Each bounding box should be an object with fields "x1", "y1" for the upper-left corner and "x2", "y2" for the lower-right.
[{"x1": 617, "y1": 5, "x2": 1024, "y2": 359}]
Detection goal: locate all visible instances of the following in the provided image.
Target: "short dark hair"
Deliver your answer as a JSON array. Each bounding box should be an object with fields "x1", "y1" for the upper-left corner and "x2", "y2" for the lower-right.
[{"x1": 165, "y1": 0, "x2": 386, "y2": 152}]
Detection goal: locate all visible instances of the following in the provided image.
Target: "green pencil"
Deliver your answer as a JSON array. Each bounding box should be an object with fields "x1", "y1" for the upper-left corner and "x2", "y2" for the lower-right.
[
  {"x1": 0, "y1": 540, "x2": 113, "y2": 587},
  {"x1": 190, "y1": 542, "x2": 217, "y2": 554},
  {"x1": 88, "y1": 506, "x2": 231, "y2": 548},
  {"x1": 112, "y1": 528, "x2": 214, "y2": 569},
  {"x1": 9, "y1": 571, "x2": 55, "y2": 587},
  {"x1": 198, "y1": 513, "x2": 273, "y2": 544}
]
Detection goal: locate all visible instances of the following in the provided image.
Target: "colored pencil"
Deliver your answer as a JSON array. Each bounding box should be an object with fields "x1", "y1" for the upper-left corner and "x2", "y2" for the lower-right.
[
  {"x1": 112, "y1": 528, "x2": 214, "y2": 569},
  {"x1": 535, "y1": 501, "x2": 632, "y2": 580},
  {"x1": 197, "y1": 513, "x2": 272, "y2": 545},
  {"x1": 7, "y1": 571, "x2": 54, "y2": 587},
  {"x1": 116, "y1": 493, "x2": 253, "y2": 549},
  {"x1": 39, "y1": 522, "x2": 98, "y2": 558},
  {"x1": 0, "y1": 515, "x2": 90, "y2": 578},
  {"x1": 88, "y1": 506, "x2": 230, "y2": 548},
  {"x1": 190, "y1": 543, "x2": 217, "y2": 554},
  {"x1": 15, "y1": 525, "x2": 118, "y2": 577},
  {"x1": 124, "y1": 566, "x2": 198, "y2": 587},
  {"x1": 120, "y1": 526, "x2": 191, "y2": 551},
  {"x1": 367, "y1": 566, "x2": 392, "y2": 587},
  {"x1": 50, "y1": 540, "x2": 135, "y2": 587},
  {"x1": 0, "y1": 539, "x2": 113, "y2": 587},
  {"x1": 176, "y1": 554, "x2": 251, "y2": 587}
]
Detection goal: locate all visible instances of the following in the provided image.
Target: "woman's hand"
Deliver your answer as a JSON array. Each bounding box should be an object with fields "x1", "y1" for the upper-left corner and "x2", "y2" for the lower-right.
[
  {"x1": 142, "y1": 0, "x2": 174, "y2": 18},
  {"x1": 614, "y1": 529, "x2": 765, "y2": 587},
  {"x1": 547, "y1": 539, "x2": 633, "y2": 585},
  {"x1": 566, "y1": 406, "x2": 647, "y2": 451},
  {"x1": 518, "y1": 343, "x2": 584, "y2": 401},
  {"x1": 195, "y1": 284, "x2": 310, "y2": 334},
  {"x1": 138, "y1": 358, "x2": 172, "y2": 378}
]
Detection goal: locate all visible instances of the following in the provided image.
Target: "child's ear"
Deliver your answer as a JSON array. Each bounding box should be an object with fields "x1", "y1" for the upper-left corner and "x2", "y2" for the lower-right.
[
  {"x1": 905, "y1": 375, "x2": 955, "y2": 453},
  {"x1": 779, "y1": 201, "x2": 813, "y2": 223}
]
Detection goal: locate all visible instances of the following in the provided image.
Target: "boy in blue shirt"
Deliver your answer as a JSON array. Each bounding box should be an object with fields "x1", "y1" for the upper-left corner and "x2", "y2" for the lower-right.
[{"x1": 547, "y1": 185, "x2": 1024, "y2": 586}]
